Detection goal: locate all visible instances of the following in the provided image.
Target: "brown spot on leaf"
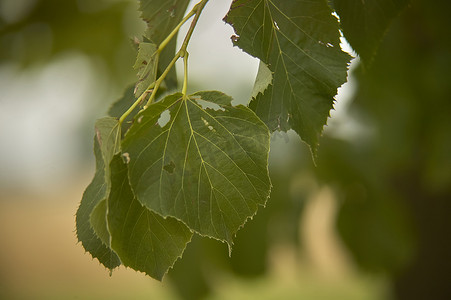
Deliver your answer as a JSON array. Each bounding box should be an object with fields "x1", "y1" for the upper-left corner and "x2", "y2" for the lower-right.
[{"x1": 163, "y1": 161, "x2": 175, "y2": 174}]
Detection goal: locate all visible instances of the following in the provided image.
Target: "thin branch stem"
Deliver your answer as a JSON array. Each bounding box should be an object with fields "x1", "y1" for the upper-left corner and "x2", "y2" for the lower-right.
[
  {"x1": 182, "y1": 52, "x2": 189, "y2": 97},
  {"x1": 180, "y1": 0, "x2": 208, "y2": 54},
  {"x1": 119, "y1": 0, "x2": 209, "y2": 122},
  {"x1": 143, "y1": 52, "x2": 181, "y2": 109},
  {"x1": 157, "y1": 9, "x2": 196, "y2": 54},
  {"x1": 119, "y1": 83, "x2": 154, "y2": 124}
]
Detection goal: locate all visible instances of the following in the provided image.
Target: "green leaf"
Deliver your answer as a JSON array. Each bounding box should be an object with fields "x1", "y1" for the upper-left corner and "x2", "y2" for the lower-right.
[
  {"x1": 251, "y1": 61, "x2": 273, "y2": 99},
  {"x1": 90, "y1": 199, "x2": 110, "y2": 246},
  {"x1": 108, "y1": 85, "x2": 167, "y2": 133},
  {"x1": 89, "y1": 117, "x2": 121, "y2": 249},
  {"x1": 108, "y1": 85, "x2": 137, "y2": 121},
  {"x1": 331, "y1": 0, "x2": 409, "y2": 64},
  {"x1": 133, "y1": 41, "x2": 158, "y2": 97},
  {"x1": 138, "y1": 0, "x2": 190, "y2": 89},
  {"x1": 107, "y1": 154, "x2": 193, "y2": 280},
  {"x1": 75, "y1": 139, "x2": 121, "y2": 270},
  {"x1": 94, "y1": 117, "x2": 121, "y2": 167},
  {"x1": 224, "y1": 0, "x2": 351, "y2": 155},
  {"x1": 122, "y1": 91, "x2": 271, "y2": 248}
]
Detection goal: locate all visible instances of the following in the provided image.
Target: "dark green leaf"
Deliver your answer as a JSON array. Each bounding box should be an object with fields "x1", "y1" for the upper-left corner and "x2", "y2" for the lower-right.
[
  {"x1": 331, "y1": 0, "x2": 409, "y2": 64},
  {"x1": 122, "y1": 91, "x2": 271, "y2": 248},
  {"x1": 108, "y1": 85, "x2": 141, "y2": 135},
  {"x1": 75, "y1": 139, "x2": 121, "y2": 270},
  {"x1": 107, "y1": 154, "x2": 192, "y2": 280},
  {"x1": 138, "y1": 0, "x2": 190, "y2": 89},
  {"x1": 225, "y1": 0, "x2": 351, "y2": 155},
  {"x1": 108, "y1": 86, "x2": 137, "y2": 120}
]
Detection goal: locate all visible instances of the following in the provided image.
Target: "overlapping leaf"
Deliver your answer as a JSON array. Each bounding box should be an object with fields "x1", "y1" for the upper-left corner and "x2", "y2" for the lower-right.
[
  {"x1": 77, "y1": 117, "x2": 121, "y2": 269},
  {"x1": 122, "y1": 91, "x2": 271, "y2": 247},
  {"x1": 138, "y1": 0, "x2": 190, "y2": 89},
  {"x1": 107, "y1": 154, "x2": 193, "y2": 280},
  {"x1": 331, "y1": 0, "x2": 409, "y2": 64},
  {"x1": 75, "y1": 138, "x2": 120, "y2": 270},
  {"x1": 78, "y1": 116, "x2": 193, "y2": 279},
  {"x1": 225, "y1": 0, "x2": 351, "y2": 155}
]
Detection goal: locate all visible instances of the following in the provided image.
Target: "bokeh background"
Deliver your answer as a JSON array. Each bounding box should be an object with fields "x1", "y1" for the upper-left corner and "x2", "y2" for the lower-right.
[{"x1": 1, "y1": 0, "x2": 450, "y2": 299}]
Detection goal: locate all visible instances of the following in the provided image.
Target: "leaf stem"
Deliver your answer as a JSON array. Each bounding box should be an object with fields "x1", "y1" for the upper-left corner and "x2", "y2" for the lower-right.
[
  {"x1": 118, "y1": 83, "x2": 154, "y2": 124},
  {"x1": 181, "y1": 51, "x2": 189, "y2": 97},
  {"x1": 180, "y1": 0, "x2": 208, "y2": 54},
  {"x1": 145, "y1": 0, "x2": 208, "y2": 107},
  {"x1": 143, "y1": 52, "x2": 181, "y2": 109},
  {"x1": 120, "y1": 0, "x2": 209, "y2": 121},
  {"x1": 157, "y1": 9, "x2": 196, "y2": 54}
]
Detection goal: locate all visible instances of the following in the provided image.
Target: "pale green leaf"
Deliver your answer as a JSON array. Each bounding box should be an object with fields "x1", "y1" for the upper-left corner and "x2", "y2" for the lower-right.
[
  {"x1": 251, "y1": 61, "x2": 273, "y2": 99},
  {"x1": 331, "y1": 0, "x2": 409, "y2": 64},
  {"x1": 225, "y1": 0, "x2": 351, "y2": 155},
  {"x1": 75, "y1": 139, "x2": 121, "y2": 269},
  {"x1": 94, "y1": 117, "x2": 121, "y2": 167},
  {"x1": 133, "y1": 41, "x2": 158, "y2": 96},
  {"x1": 108, "y1": 154, "x2": 192, "y2": 280},
  {"x1": 139, "y1": 0, "x2": 190, "y2": 89},
  {"x1": 122, "y1": 91, "x2": 271, "y2": 247}
]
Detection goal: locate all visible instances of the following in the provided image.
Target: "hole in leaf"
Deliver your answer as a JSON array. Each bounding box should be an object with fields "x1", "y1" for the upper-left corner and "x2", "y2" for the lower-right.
[
  {"x1": 163, "y1": 161, "x2": 175, "y2": 174},
  {"x1": 158, "y1": 110, "x2": 170, "y2": 127},
  {"x1": 194, "y1": 99, "x2": 225, "y2": 111}
]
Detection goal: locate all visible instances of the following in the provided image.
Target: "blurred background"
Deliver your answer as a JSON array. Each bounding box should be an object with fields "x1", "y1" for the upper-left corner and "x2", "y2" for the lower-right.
[{"x1": 1, "y1": 0, "x2": 450, "y2": 299}]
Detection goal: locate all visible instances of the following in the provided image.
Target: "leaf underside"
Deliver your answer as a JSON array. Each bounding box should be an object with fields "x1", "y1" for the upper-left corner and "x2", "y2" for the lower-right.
[
  {"x1": 122, "y1": 91, "x2": 271, "y2": 248},
  {"x1": 225, "y1": 0, "x2": 351, "y2": 156}
]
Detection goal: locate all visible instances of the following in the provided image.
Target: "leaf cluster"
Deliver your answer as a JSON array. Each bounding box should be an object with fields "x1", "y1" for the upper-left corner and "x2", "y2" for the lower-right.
[{"x1": 76, "y1": 0, "x2": 408, "y2": 280}]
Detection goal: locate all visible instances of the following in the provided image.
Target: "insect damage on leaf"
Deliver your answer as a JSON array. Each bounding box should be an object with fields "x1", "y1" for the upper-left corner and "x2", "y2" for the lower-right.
[
  {"x1": 122, "y1": 91, "x2": 271, "y2": 249},
  {"x1": 224, "y1": 0, "x2": 351, "y2": 157}
]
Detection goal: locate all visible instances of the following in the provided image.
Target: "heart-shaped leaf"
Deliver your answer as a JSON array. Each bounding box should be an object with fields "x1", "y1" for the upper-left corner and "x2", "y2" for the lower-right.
[{"x1": 122, "y1": 91, "x2": 271, "y2": 248}]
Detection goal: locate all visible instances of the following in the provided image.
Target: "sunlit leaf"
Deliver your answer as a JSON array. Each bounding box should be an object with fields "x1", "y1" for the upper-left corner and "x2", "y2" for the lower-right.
[
  {"x1": 251, "y1": 61, "x2": 273, "y2": 99},
  {"x1": 107, "y1": 154, "x2": 192, "y2": 280},
  {"x1": 225, "y1": 0, "x2": 351, "y2": 155},
  {"x1": 122, "y1": 91, "x2": 271, "y2": 248}
]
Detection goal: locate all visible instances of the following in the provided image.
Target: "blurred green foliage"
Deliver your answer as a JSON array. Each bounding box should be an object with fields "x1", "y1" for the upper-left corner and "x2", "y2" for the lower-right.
[
  {"x1": 0, "y1": 0, "x2": 140, "y2": 84},
  {"x1": 317, "y1": 1, "x2": 451, "y2": 298}
]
